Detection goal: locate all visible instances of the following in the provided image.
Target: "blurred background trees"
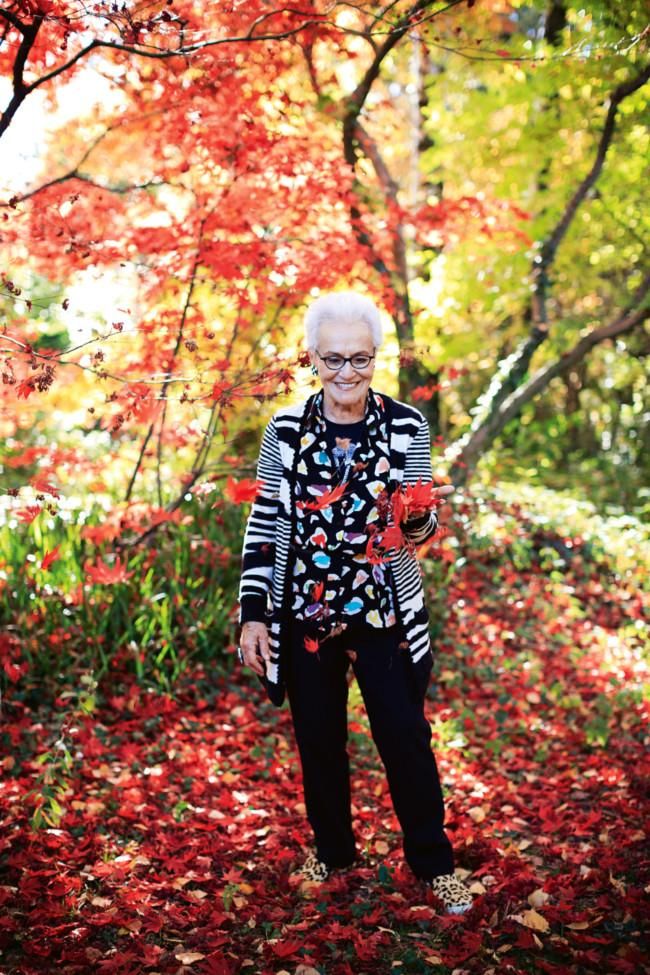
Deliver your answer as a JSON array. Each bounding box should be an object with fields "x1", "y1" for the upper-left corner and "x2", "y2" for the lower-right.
[
  {"x1": 1, "y1": 0, "x2": 648, "y2": 688},
  {"x1": 2, "y1": 0, "x2": 648, "y2": 511}
]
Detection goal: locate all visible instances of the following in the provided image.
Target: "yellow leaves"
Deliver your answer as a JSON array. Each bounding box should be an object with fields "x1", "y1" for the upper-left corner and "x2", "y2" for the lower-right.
[
  {"x1": 467, "y1": 805, "x2": 487, "y2": 823},
  {"x1": 508, "y1": 907, "x2": 550, "y2": 933},
  {"x1": 175, "y1": 951, "x2": 206, "y2": 965},
  {"x1": 70, "y1": 799, "x2": 105, "y2": 815},
  {"x1": 184, "y1": 888, "x2": 209, "y2": 902},
  {"x1": 171, "y1": 876, "x2": 192, "y2": 889},
  {"x1": 464, "y1": 877, "x2": 488, "y2": 897},
  {"x1": 90, "y1": 895, "x2": 112, "y2": 908},
  {"x1": 527, "y1": 888, "x2": 551, "y2": 909},
  {"x1": 275, "y1": 968, "x2": 321, "y2": 975},
  {"x1": 295, "y1": 879, "x2": 321, "y2": 899},
  {"x1": 512, "y1": 838, "x2": 533, "y2": 852},
  {"x1": 439, "y1": 668, "x2": 456, "y2": 683}
]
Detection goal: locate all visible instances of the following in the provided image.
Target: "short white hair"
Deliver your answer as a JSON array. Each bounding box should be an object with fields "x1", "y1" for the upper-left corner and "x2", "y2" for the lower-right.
[{"x1": 304, "y1": 290, "x2": 383, "y2": 350}]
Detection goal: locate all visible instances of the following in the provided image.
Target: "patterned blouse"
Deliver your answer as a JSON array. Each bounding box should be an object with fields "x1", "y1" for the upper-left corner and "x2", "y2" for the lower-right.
[{"x1": 289, "y1": 389, "x2": 397, "y2": 638}]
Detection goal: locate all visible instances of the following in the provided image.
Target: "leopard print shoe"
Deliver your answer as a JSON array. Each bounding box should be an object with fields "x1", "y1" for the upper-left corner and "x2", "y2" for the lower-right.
[
  {"x1": 428, "y1": 872, "x2": 474, "y2": 914},
  {"x1": 299, "y1": 850, "x2": 331, "y2": 882}
]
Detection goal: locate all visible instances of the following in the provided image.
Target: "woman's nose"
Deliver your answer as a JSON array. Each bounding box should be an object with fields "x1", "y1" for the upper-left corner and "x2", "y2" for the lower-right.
[{"x1": 338, "y1": 360, "x2": 355, "y2": 378}]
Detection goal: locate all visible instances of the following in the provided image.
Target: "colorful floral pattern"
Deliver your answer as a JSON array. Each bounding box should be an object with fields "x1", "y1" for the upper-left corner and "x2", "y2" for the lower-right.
[{"x1": 290, "y1": 392, "x2": 396, "y2": 638}]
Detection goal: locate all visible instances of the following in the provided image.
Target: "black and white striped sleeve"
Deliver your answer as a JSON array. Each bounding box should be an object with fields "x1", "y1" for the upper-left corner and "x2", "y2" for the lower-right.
[
  {"x1": 238, "y1": 416, "x2": 282, "y2": 624},
  {"x1": 402, "y1": 415, "x2": 439, "y2": 546}
]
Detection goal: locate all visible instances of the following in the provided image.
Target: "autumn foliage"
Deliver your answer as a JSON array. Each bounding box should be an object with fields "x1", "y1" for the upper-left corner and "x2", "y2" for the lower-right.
[
  {"x1": 2, "y1": 497, "x2": 649, "y2": 973},
  {"x1": 1, "y1": 1, "x2": 649, "y2": 971}
]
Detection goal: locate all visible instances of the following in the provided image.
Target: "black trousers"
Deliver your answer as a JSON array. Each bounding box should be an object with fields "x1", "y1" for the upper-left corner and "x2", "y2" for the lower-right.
[{"x1": 286, "y1": 620, "x2": 455, "y2": 880}]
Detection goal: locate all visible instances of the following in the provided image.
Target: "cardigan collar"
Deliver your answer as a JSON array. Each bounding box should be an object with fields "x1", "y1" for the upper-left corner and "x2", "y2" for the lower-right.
[{"x1": 304, "y1": 386, "x2": 387, "y2": 438}]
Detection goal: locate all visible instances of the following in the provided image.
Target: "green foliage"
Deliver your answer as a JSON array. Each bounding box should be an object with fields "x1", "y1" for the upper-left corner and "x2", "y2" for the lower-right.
[
  {"x1": 0, "y1": 492, "x2": 245, "y2": 697},
  {"x1": 410, "y1": 0, "x2": 649, "y2": 504},
  {"x1": 3, "y1": 472, "x2": 646, "y2": 714},
  {"x1": 23, "y1": 673, "x2": 98, "y2": 829}
]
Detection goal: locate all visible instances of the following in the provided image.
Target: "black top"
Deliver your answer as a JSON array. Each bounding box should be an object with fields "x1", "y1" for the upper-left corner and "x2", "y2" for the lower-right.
[
  {"x1": 322, "y1": 416, "x2": 366, "y2": 444},
  {"x1": 289, "y1": 409, "x2": 397, "y2": 636}
]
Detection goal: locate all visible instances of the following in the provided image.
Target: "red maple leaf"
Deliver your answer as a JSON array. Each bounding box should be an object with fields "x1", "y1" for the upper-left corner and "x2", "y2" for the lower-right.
[
  {"x1": 84, "y1": 555, "x2": 134, "y2": 585},
  {"x1": 29, "y1": 474, "x2": 60, "y2": 497},
  {"x1": 304, "y1": 636, "x2": 320, "y2": 653},
  {"x1": 380, "y1": 524, "x2": 405, "y2": 550},
  {"x1": 16, "y1": 505, "x2": 42, "y2": 523},
  {"x1": 394, "y1": 479, "x2": 444, "y2": 520},
  {"x1": 298, "y1": 482, "x2": 348, "y2": 511},
  {"x1": 366, "y1": 524, "x2": 407, "y2": 563},
  {"x1": 271, "y1": 940, "x2": 304, "y2": 958},
  {"x1": 40, "y1": 545, "x2": 61, "y2": 570},
  {"x1": 223, "y1": 476, "x2": 264, "y2": 504},
  {"x1": 15, "y1": 380, "x2": 35, "y2": 399}
]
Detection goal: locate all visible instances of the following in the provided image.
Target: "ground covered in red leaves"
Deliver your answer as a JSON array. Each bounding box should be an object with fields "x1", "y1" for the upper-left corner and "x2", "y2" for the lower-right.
[{"x1": 1, "y1": 555, "x2": 649, "y2": 975}]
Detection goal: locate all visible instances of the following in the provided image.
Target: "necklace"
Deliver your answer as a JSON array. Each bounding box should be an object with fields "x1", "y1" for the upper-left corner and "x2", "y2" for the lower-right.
[{"x1": 331, "y1": 437, "x2": 361, "y2": 484}]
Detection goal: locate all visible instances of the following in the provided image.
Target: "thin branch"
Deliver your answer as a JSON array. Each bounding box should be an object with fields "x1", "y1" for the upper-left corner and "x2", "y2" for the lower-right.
[
  {"x1": 535, "y1": 61, "x2": 650, "y2": 311},
  {"x1": 354, "y1": 120, "x2": 410, "y2": 334},
  {"x1": 123, "y1": 217, "x2": 206, "y2": 504},
  {"x1": 478, "y1": 274, "x2": 650, "y2": 438},
  {"x1": 6, "y1": 170, "x2": 165, "y2": 204},
  {"x1": 348, "y1": 0, "x2": 462, "y2": 113},
  {"x1": 447, "y1": 269, "x2": 650, "y2": 482},
  {"x1": 459, "y1": 61, "x2": 650, "y2": 445},
  {"x1": 0, "y1": 7, "x2": 27, "y2": 33},
  {"x1": 10, "y1": 11, "x2": 40, "y2": 96},
  {"x1": 369, "y1": 0, "x2": 404, "y2": 32}
]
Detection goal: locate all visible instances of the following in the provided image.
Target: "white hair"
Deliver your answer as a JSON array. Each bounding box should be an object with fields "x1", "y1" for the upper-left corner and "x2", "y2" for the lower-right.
[{"x1": 304, "y1": 290, "x2": 383, "y2": 350}]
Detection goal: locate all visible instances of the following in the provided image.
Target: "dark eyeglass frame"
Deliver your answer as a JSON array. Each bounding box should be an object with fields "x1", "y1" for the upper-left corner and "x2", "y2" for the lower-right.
[{"x1": 315, "y1": 350, "x2": 376, "y2": 371}]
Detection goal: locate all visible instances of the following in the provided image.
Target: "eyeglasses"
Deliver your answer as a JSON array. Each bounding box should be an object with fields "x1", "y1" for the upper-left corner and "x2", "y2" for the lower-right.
[{"x1": 315, "y1": 351, "x2": 375, "y2": 371}]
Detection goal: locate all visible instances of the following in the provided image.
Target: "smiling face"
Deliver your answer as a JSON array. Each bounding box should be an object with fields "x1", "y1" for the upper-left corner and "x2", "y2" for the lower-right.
[{"x1": 310, "y1": 318, "x2": 376, "y2": 421}]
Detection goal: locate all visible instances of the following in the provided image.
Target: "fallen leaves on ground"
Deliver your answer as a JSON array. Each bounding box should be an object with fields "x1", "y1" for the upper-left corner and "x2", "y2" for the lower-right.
[{"x1": 1, "y1": 556, "x2": 648, "y2": 974}]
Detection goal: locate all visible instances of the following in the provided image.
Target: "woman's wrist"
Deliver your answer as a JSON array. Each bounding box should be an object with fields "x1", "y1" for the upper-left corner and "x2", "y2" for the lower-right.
[{"x1": 239, "y1": 595, "x2": 269, "y2": 624}]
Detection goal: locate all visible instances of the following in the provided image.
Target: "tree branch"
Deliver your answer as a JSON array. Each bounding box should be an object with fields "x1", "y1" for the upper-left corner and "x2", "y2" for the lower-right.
[
  {"x1": 354, "y1": 120, "x2": 411, "y2": 334},
  {"x1": 447, "y1": 269, "x2": 650, "y2": 483},
  {"x1": 534, "y1": 61, "x2": 650, "y2": 324},
  {"x1": 124, "y1": 215, "x2": 208, "y2": 504},
  {"x1": 348, "y1": 0, "x2": 464, "y2": 114},
  {"x1": 448, "y1": 61, "x2": 650, "y2": 483},
  {"x1": 0, "y1": 7, "x2": 28, "y2": 33}
]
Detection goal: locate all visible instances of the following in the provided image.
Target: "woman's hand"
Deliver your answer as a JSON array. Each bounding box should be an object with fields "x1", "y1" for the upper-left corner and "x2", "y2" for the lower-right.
[
  {"x1": 433, "y1": 484, "x2": 455, "y2": 498},
  {"x1": 400, "y1": 482, "x2": 455, "y2": 523},
  {"x1": 240, "y1": 621, "x2": 271, "y2": 677},
  {"x1": 430, "y1": 482, "x2": 454, "y2": 513}
]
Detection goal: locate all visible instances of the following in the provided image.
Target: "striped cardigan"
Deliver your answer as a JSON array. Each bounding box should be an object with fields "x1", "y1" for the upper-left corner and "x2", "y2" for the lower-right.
[{"x1": 238, "y1": 388, "x2": 439, "y2": 706}]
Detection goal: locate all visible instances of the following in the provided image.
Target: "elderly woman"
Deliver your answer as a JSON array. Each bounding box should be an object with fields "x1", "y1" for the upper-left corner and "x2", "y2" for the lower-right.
[{"x1": 237, "y1": 291, "x2": 473, "y2": 914}]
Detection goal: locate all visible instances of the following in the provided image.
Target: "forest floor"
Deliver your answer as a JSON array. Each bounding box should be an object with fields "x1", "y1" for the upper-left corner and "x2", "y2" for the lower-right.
[{"x1": 1, "y1": 552, "x2": 649, "y2": 975}]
